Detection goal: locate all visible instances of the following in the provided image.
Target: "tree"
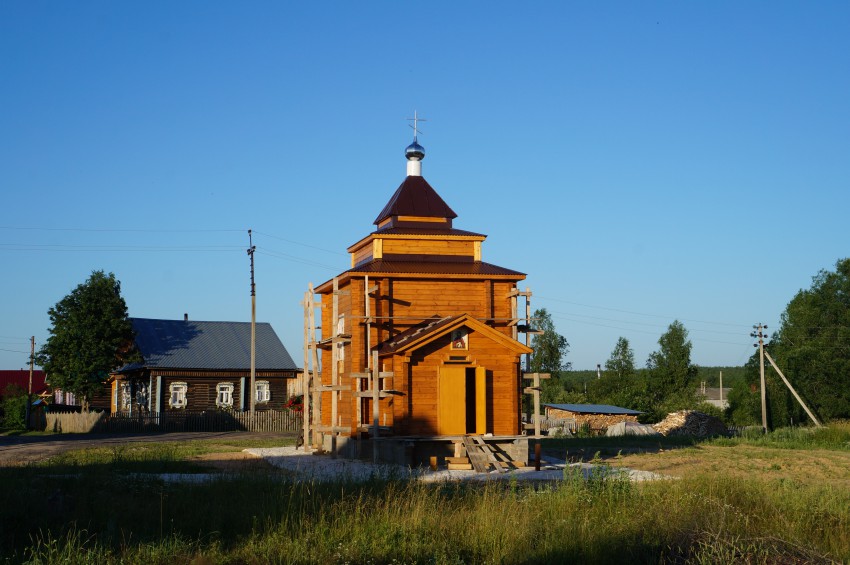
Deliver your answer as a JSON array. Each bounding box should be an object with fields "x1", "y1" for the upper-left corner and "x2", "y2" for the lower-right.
[
  {"x1": 646, "y1": 320, "x2": 698, "y2": 412},
  {"x1": 588, "y1": 337, "x2": 652, "y2": 416},
  {"x1": 36, "y1": 271, "x2": 137, "y2": 411},
  {"x1": 604, "y1": 337, "x2": 635, "y2": 378},
  {"x1": 529, "y1": 308, "x2": 570, "y2": 374},
  {"x1": 529, "y1": 308, "x2": 571, "y2": 404},
  {"x1": 737, "y1": 258, "x2": 850, "y2": 425}
]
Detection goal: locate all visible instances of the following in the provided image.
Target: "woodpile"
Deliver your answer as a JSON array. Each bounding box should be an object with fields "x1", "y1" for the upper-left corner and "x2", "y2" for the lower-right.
[
  {"x1": 572, "y1": 413, "x2": 640, "y2": 432},
  {"x1": 545, "y1": 408, "x2": 639, "y2": 432},
  {"x1": 652, "y1": 410, "x2": 727, "y2": 438}
]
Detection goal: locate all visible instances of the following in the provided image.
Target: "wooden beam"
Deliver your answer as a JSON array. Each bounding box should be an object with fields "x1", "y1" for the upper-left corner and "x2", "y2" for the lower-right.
[
  {"x1": 331, "y1": 277, "x2": 340, "y2": 458},
  {"x1": 354, "y1": 391, "x2": 399, "y2": 398},
  {"x1": 316, "y1": 385, "x2": 351, "y2": 392},
  {"x1": 308, "y1": 283, "x2": 321, "y2": 448},
  {"x1": 523, "y1": 372, "x2": 549, "y2": 437},
  {"x1": 315, "y1": 425, "x2": 350, "y2": 433},
  {"x1": 523, "y1": 373, "x2": 551, "y2": 380},
  {"x1": 302, "y1": 289, "x2": 310, "y2": 451},
  {"x1": 764, "y1": 350, "x2": 822, "y2": 427},
  {"x1": 350, "y1": 371, "x2": 394, "y2": 379},
  {"x1": 371, "y1": 350, "x2": 380, "y2": 463}
]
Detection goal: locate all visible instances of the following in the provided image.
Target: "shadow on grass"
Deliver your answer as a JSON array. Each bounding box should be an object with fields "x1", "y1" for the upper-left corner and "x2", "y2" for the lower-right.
[{"x1": 539, "y1": 434, "x2": 701, "y2": 463}]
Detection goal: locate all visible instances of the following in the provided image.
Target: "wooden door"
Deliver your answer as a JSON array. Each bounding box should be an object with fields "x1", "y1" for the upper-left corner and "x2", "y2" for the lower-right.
[
  {"x1": 438, "y1": 366, "x2": 466, "y2": 435},
  {"x1": 475, "y1": 366, "x2": 487, "y2": 434}
]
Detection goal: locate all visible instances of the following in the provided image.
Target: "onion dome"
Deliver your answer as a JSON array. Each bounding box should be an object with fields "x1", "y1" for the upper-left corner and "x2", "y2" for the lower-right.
[{"x1": 405, "y1": 140, "x2": 425, "y2": 161}]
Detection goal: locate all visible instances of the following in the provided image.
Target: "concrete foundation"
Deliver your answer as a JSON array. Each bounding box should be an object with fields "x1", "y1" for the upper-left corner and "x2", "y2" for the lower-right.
[{"x1": 321, "y1": 434, "x2": 530, "y2": 468}]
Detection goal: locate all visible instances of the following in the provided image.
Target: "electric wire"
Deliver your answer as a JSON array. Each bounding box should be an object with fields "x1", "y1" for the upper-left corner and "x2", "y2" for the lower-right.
[
  {"x1": 545, "y1": 312, "x2": 751, "y2": 347},
  {"x1": 0, "y1": 226, "x2": 244, "y2": 233},
  {"x1": 3, "y1": 225, "x2": 842, "y2": 364},
  {"x1": 537, "y1": 294, "x2": 749, "y2": 328},
  {"x1": 255, "y1": 248, "x2": 340, "y2": 271},
  {"x1": 0, "y1": 243, "x2": 243, "y2": 252},
  {"x1": 253, "y1": 230, "x2": 346, "y2": 256},
  {"x1": 544, "y1": 308, "x2": 751, "y2": 337}
]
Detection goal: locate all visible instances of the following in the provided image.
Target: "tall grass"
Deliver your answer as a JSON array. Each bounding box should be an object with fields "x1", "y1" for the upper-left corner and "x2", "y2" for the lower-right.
[
  {"x1": 711, "y1": 419, "x2": 850, "y2": 450},
  {"x1": 4, "y1": 426, "x2": 848, "y2": 563},
  {"x1": 5, "y1": 467, "x2": 848, "y2": 563}
]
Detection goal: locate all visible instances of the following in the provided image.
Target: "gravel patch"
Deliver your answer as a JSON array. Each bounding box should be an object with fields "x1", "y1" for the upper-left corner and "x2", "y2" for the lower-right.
[{"x1": 246, "y1": 446, "x2": 668, "y2": 483}]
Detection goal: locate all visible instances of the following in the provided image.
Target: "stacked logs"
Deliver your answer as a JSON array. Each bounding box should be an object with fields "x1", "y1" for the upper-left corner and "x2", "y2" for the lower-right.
[{"x1": 653, "y1": 410, "x2": 727, "y2": 438}]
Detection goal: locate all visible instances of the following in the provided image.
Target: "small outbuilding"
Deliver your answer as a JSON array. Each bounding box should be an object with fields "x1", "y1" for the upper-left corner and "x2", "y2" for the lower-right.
[{"x1": 544, "y1": 403, "x2": 643, "y2": 432}]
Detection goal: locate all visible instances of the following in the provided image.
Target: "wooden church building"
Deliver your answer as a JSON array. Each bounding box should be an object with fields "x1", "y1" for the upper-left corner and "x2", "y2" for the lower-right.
[{"x1": 306, "y1": 129, "x2": 535, "y2": 463}]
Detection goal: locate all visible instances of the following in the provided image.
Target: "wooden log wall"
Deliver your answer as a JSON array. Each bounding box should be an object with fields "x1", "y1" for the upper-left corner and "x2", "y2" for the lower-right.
[{"x1": 394, "y1": 332, "x2": 521, "y2": 436}]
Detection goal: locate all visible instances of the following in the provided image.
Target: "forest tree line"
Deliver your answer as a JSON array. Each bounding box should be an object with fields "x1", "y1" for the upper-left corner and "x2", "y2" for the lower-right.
[{"x1": 531, "y1": 258, "x2": 850, "y2": 428}]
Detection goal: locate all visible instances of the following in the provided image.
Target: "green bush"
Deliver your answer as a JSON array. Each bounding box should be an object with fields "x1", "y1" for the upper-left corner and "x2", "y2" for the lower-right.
[{"x1": 1, "y1": 385, "x2": 28, "y2": 431}]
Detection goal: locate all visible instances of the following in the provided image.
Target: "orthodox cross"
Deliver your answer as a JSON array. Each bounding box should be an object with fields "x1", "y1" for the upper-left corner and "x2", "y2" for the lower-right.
[{"x1": 407, "y1": 110, "x2": 427, "y2": 141}]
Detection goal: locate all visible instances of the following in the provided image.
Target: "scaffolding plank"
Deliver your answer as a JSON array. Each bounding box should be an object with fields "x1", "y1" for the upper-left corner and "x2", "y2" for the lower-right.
[{"x1": 462, "y1": 436, "x2": 491, "y2": 473}]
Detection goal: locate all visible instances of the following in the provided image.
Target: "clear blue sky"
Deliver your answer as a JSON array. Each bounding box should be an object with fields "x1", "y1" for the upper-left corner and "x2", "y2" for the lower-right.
[{"x1": 2, "y1": 2, "x2": 848, "y2": 371}]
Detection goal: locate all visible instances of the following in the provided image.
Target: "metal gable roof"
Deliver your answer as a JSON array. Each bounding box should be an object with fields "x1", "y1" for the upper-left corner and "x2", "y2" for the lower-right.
[
  {"x1": 544, "y1": 403, "x2": 643, "y2": 415},
  {"x1": 0, "y1": 370, "x2": 48, "y2": 395},
  {"x1": 347, "y1": 259, "x2": 526, "y2": 277},
  {"x1": 126, "y1": 318, "x2": 298, "y2": 371},
  {"x1": 372, "y1": 227, "x2": 486, "y2": 238},
  {"x1": 373, "y1": 176, "x2": 458, "y2": 225}
]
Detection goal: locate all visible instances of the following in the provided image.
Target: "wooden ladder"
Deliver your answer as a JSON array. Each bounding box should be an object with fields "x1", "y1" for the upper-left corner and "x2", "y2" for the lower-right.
[{"x1": 462, "y1": 436, "x2": 511, "y2": 473}]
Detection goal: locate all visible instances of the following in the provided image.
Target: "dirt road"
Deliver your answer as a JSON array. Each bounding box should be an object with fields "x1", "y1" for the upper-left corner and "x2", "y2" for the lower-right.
[{"x1": 0, "y1": 431, "x2": 290, "y2": 466}]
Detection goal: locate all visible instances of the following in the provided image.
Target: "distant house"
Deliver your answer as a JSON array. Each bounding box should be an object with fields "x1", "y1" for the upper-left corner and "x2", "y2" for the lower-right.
[
  {"x1": 544, "y1": 403, "x2": 643, "y2": 431},
  {"x1": 698, "y1": 385, "x2": 731, "y2": 410},
  {"x1": 0, "y1": 370, "x2": 48, "y2": 398},
  {"x1": 111, "y1": 317, "x2": 300, "y2": 413}
]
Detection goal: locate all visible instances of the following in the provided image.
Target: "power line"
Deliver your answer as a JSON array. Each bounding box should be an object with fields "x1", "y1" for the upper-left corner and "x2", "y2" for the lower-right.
[
  {"x1": 0, "y1": 226, "x2": 244, "y2": 233},
  {"x1": 545, "y1": 308, "x2": 750, "y2": 337},
  {"x1": 255, "y1": 248, "x2": 340, "y2": 271},
  {"x1": 0, "y1": 244, "x2": 244, "y2": 252},
  {"x1": 0, "y1": 347, "x2": 29, "y2": 354},
  {"x1": 537, "y1": 295, "x2": 749, "y2": 328},
  {"x1": 547, "y1": 312, "x2": 751, "y2": 347},
  {"x1": 253, "y1": 230, "x2": 346, "y2": 256}
]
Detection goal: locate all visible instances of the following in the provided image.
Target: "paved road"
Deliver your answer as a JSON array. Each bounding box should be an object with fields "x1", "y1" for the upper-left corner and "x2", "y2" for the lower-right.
[{"x1": 0, "y1": 431, "x2": 292, "y2": 466}]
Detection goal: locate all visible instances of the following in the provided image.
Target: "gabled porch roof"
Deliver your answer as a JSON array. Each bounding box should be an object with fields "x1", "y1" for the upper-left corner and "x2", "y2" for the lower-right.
[{"x1": 377, "y1": 313, "x2": 532, "y2": 356}]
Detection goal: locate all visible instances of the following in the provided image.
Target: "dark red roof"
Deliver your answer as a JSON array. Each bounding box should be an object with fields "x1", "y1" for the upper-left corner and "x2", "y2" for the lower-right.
[
  {"x1": 0, "y1": 370, "x2": 47, "y2": 396},
  {"x1": 373, "y1": 227, "x2": 485, "y2": 237},
  {"x1": 346, "y1": 259, "x2": 525, "y2": 277},
  {"x1": 373, "y1": 176, "x2": 458, "y2": 225}
]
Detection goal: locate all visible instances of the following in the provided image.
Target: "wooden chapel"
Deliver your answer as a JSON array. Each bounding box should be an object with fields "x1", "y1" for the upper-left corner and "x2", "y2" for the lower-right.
[{"x1": 304, "y1": 129, "x2": 535, "y2": 458}]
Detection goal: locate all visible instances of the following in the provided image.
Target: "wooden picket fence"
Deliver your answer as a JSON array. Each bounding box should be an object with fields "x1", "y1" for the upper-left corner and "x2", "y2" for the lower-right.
[
  {"x1": 522, "y1": 416, "x2": 579, "y2": 434},
  {"x1": 46, "y1": 409, "x2": 302, "y2": 434}
]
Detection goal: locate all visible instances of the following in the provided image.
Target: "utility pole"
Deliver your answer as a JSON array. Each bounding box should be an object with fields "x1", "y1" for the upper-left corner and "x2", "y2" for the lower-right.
[
  {"x1": 26, "y1": 337, "x2": 34, "y2": 429},
  {"x1": 719, "y1": 370, "x2": 723, "y2": 409},
  {"x1": 751, "y1": 323, "x2": 769, "y2": 433},
  {"x1": 248, "y1": 230, "x2": 257, "y2": 415}
]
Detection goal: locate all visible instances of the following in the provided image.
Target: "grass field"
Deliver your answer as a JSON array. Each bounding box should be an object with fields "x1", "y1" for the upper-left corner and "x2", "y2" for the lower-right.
[{"x1": 2, "y1": 424, "x2": 849, "y2": 564}]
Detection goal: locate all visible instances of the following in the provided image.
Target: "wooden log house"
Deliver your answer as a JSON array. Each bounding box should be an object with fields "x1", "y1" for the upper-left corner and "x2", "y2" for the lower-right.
[
  {"x1": 309, "y1": 133, "x2": 533, "y2": 450},
  {"x1": 111, "y1": 317, "x2": 300, "y2": 414}
]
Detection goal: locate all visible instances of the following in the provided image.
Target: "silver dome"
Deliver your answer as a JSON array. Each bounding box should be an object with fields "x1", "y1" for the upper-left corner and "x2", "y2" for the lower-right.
[{"x1": 405, "y1": 141, "x2": 425, "y2": 160}]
